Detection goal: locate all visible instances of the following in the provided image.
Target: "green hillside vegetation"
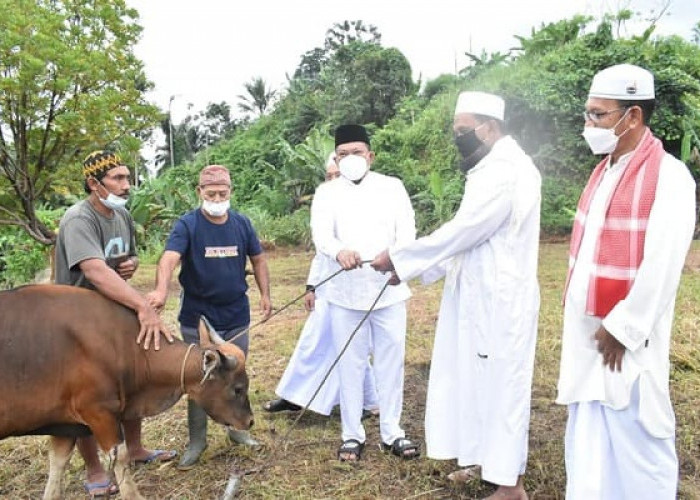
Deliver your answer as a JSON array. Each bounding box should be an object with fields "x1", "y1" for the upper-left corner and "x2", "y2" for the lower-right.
[{"x1": 1, "y1": 6, "x2": 699, "y2": 286}]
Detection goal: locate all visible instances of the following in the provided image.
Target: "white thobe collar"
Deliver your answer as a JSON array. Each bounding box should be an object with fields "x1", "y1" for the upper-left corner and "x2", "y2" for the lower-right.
[
  {"x1": 467, "y1": 135, "x2": 513, "y2": 177},
  {"x1": 338, "y1": 170, "x2": 375, "y2": 187},
  {"x1": 605, "y1": 150, "x2": 634, "y2": 174}
]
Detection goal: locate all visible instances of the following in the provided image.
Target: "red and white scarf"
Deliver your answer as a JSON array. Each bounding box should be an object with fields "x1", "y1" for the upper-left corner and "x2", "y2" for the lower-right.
[{"x1": 563, "y1": 128, "x2": 664, "y2": 317}]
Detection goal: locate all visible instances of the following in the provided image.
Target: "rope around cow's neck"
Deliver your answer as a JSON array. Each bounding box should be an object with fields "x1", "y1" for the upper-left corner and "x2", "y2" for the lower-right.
[{"x1": 179, "y1": 343, "x2": 196, "y2": 393}]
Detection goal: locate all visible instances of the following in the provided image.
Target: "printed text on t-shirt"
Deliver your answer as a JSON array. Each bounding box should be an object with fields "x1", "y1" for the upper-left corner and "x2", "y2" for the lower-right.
[{"x1": 204, "y1": 246, "x2": 239, "y2": 258}]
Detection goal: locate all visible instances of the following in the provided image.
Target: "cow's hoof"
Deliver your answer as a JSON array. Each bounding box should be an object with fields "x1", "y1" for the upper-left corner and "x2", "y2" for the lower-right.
[
  {"x1": 177, "y1": 444, "x2": 207, "y2": 470},
  {"x1": 227, "y1": 429, "x2": 261, "y2": 447}
]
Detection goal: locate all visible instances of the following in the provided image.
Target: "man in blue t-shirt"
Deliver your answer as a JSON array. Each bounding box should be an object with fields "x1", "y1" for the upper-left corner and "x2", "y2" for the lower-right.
[{"x1": 148, "y1": 164, "x2": 271, "y2": 469}]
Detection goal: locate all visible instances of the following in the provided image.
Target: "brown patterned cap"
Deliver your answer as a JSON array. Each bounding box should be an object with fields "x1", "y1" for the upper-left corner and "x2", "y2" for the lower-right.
[{"x1": 199, "y1": 165, "x2": 231, "y2": 187}]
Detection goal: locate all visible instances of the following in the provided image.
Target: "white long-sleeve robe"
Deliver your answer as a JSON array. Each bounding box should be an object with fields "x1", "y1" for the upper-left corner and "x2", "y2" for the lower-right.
[
  {"x1": 311, "y1": 171, "x2": 416, "y2": 444},
  {"x1": 556, "y1": 150, "x2": 696, "y2": 439},
  {"x1": 390, "y1": 136, "x2": 541, "y2": 486},
  {"x1": 311, "y1": 171, "x2": 414, "y2": 311}
]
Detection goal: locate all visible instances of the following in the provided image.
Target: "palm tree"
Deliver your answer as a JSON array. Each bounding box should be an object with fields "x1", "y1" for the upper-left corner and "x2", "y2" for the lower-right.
[{"x1": 237, "y1": 77, "x2": 276, "y2": 117}]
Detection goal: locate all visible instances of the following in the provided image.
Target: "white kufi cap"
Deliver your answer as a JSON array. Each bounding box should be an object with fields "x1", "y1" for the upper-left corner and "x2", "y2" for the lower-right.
[
  {"x1": 588, "y1": 64, "x2": 655, "y2": 100},
  {"x1": 454, "y1": 91, "x2": 505, "y2": 121}
]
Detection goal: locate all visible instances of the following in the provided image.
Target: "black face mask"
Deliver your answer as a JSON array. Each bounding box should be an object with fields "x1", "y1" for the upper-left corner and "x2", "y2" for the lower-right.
[{"x1": 454, "y1": 129, "x2": 491, "y2": 173}]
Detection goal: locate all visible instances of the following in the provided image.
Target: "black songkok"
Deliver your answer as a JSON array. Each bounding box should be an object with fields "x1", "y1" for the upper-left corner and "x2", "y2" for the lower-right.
[{"x1": 334, "y1": 124, "x2": 370, "y2": 148}]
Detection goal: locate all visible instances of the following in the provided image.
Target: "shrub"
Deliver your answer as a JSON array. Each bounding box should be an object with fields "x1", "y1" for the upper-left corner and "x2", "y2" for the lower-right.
[{"x1": 0, "y1": 207, "x2": 64, "y2": 287}]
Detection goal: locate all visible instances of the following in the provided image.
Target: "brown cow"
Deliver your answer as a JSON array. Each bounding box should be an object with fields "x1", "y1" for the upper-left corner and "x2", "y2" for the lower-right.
[{"x1": 0, "y1": 284, "x2": 254, "y2": 499}]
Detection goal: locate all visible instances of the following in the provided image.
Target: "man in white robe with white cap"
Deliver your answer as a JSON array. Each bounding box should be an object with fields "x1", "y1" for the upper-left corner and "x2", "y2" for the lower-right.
[
  {"x1": 263, "y1": 154, "x2": 379, "y2": 418},
  {"x1": 556, "y1": 63, "x2": 696, "y2": 499},
  {"x1": 372, "y1": 91, "x2": 541, "y2": 499},
  {"x1": 313, "y1": 124, "x2": 419, "y2": 462}
]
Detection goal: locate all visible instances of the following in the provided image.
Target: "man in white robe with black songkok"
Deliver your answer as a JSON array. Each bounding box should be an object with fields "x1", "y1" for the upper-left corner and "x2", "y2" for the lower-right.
[
  {"x1": 313, "y1": 124, "x2": 419, "y2": 462},
  {"x1": 263, "y1": 155, "x2": 379, "y2": 417},
  {"x1": 372, "y1": 92, "x2": 541, "y2": 499}
]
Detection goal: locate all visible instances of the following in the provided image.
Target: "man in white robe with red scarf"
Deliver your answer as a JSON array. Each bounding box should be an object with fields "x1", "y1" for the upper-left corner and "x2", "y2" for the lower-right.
[
  {"x1": 557, "y1": 64, "x2": 696, "y2": 499},
  {"x1": 372, "y1": 92, "x2": 541, "y2": 499}
]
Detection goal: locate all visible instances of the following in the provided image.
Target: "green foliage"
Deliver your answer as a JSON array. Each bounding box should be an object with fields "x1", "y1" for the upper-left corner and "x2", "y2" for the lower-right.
[
  {"x1": 540, "y1": 177, "x2": 582, "y2": 236},
  {"x1": 451, "y1": 17, "x2": 700, "y2": 236},
  {"x1": 266, "y1": 128, "x2": 334, "y2": 209},
  {"x1": 129, "y1": 162, "x2": 200, "y2": 250},
  {"x1": 513, "y1": 15, "x2": 591, "y2": 56},
  {"x1": 237, "y1": 77, "x2": 277, "y2": 117},
  {"x1": 372, "y1": 91, "x2": 464, "y2": 234},
  {"x1": 0, "y1": 0, "x2": 159, "y2": 244},
  {"x1": 322, "y1": 42, "x2": 417, "y2": 127},
  {"x1": 133, "y1": 14, "x2": 700, "y2": 247},
  {"x1": 242, "y1": 205, "x2": 312, "y2": 247},
  {"x1": 6, "y1": 10, "x2": 697, "y2": 270},
  {"x1": 0, "y1": 207, "x2": 64, "y2": 287},
  {"x1": 277, "y1": 34, "x2": 417, "y2": 141},
  {"x1": 156, "y1": 101, "x2": 238, "y2": 170}
]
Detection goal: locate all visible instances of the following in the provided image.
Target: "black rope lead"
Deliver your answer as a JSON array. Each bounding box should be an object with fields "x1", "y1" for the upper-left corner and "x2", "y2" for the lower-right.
[{"x1": 228, "y1": 260, "x2": 372, "y2": 344}]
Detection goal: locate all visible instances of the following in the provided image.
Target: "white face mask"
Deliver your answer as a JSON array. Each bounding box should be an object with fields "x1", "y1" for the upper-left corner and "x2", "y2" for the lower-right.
[
  {"x1": 582, "y1": 110, "x2": 630, "y2": 155},
  {"x1": 338, "y1": 154, "x2": 368, "y2": 182},
  {"x1": 202, "y1": 199, "x2": 230, "y2": 217},
  {"x1": 99, "y1": 192, "x2": 128, "y2": 210}
]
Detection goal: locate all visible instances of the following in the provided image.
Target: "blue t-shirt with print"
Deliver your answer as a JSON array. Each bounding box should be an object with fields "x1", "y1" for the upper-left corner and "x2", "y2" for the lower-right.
[{"x1": 165, "y1": 208, "x2": 263, "y2": 330}]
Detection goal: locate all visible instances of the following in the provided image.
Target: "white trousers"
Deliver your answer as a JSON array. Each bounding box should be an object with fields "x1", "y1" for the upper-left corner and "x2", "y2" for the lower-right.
[
  {"x1": 329, "y1": 301, "x2": 407, "y2": 445},
  {"x1": 275, "y1": 298, "x2": 378, "y2": 415},
  {"x1": 565, "y1": 381, "x2": 678, "y2": 500}
]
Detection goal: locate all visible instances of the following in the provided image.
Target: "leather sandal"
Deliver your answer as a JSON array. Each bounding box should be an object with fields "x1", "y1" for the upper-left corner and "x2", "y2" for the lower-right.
[
  {"x1": 262, "y1": 398, "x2": 301, "y2": 413},
  {"x1": 338, "y1": 439, "x2": 364, "y2": 462},
  {"x1": 381, "y1": 437, "x2": 420, "y2": 460}
]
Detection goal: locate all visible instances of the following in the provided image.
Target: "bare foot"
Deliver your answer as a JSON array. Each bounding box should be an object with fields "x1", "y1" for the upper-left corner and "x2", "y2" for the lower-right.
[
  {"x1": 85, "y1": 471, "x2": 110, "y2": 486},
  {"x1": 484, "y1": 481, "x2": 528, "y2": 500},
  {"x1": 447, "y1": 466, "x2": 480, "y2": 482}
]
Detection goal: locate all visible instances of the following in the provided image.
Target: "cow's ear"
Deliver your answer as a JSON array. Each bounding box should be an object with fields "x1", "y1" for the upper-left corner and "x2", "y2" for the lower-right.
[{"x1": 200, "y1": 350, "x2": 221, "y2": 383}]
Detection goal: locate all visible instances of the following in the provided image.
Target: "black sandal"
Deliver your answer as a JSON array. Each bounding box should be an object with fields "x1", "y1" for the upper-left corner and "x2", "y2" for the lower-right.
[
  {"x1": 381, "y1": 437, "x2": 420, "y2": 460},
  {"x1": 262, "y1": 398, "x2": 301, "y2": 413},
  {"x1": 338, "y1": 439, "x2": 364, "y2": 462}
]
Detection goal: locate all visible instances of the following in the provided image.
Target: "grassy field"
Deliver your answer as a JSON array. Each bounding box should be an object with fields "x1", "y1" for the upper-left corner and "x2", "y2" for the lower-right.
[{"x1": 0, "y1": 242, "x2": 698, "y2": 499}]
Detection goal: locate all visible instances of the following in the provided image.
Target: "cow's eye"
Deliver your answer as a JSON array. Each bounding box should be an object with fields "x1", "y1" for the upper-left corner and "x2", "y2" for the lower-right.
[{"x1": 234, "y1": 387, "x2": 244, "y2": 397}]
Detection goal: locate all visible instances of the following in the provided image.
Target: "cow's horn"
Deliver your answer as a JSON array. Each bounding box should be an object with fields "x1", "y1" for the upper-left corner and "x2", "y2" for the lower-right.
[
  {"x1": 199, "y1": 316, "x2": 225, "y2": 346},
  {"x1": 223, "y1": 352, "x2": 239, "y2": 371}
]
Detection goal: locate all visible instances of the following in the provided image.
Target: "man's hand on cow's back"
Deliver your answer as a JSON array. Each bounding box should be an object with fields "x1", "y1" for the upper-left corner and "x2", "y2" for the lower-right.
[
  {"x1": 146, "y1": 289, "x2": 167, "y2": 312},
  {"x1": 136, "y1": 304, "x2": 174, "y2": 350}
]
